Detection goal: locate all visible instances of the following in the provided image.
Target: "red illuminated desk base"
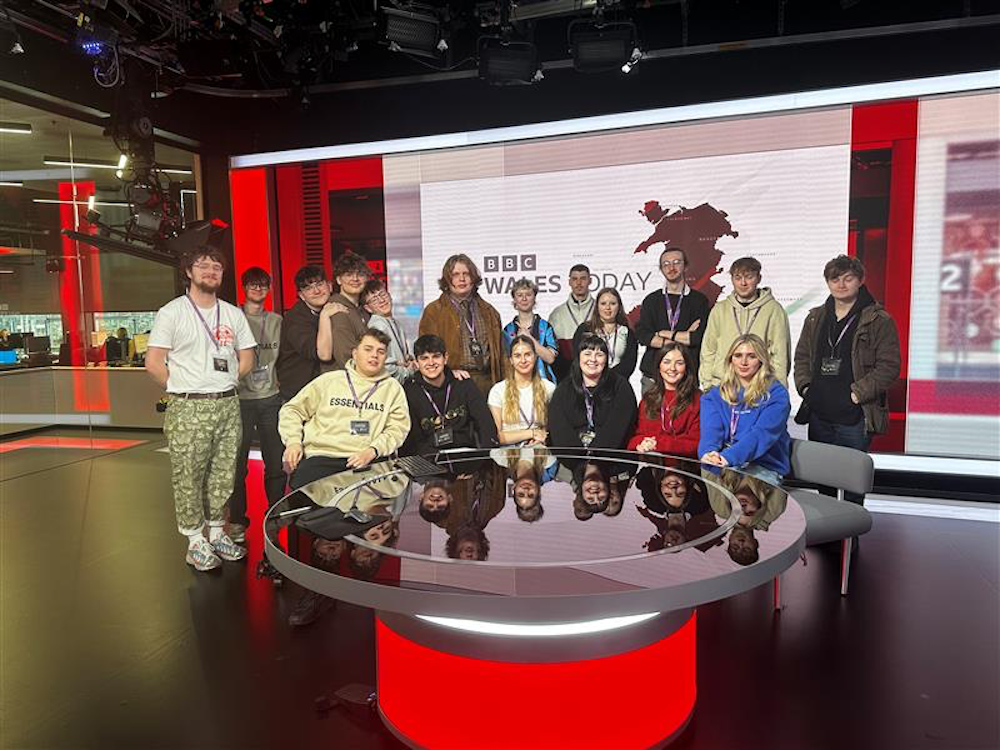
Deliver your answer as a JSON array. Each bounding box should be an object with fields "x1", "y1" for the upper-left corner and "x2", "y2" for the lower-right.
[{"x1": 376, "y1": 611, "x2": 697, "y2": 749}]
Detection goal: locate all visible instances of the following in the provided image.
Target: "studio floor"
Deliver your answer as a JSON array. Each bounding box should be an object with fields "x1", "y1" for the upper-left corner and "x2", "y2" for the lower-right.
[{"x1": 1, "y1": 429, "x2": 998, "y2": 750}]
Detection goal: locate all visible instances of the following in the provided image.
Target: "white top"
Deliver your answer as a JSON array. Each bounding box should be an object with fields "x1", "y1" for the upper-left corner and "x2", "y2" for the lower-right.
[
  {"x1": 488, "y1": 378, "x2": 557, "y2": 432},
  {"x1": 149, "y1": 295, "x2": 256, "y2": 394},
  {"x1": 368, "y1": 314, "x2": 410, "y2": 383},
  {"x1": 548, "y1": 294, "x2": 595, "y2": 340},
  {"x1": 595, "y1": 325, "x2": 629, "y2": 368}
]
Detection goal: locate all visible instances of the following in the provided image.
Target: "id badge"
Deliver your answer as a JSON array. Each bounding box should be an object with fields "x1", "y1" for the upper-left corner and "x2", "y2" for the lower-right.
[
  {"x1": 432, "y1": 426, "x2": 454, "y2": 448},
  {"x1": 250, "y1": 364, "x2": 269, "y2": 387},
  {"x1": 469, "y1": 340, "x2": 484, "y2": 358},
  {"x1": 820, "y1": 357, "x2": 842, "y2": 376},
  {"x1": 213, "y1": 357, "x2": 229, "y2": 373},
  {"x1": 580, "y1": 430, "x2": 596, "y2": 447},
  {"x1": 350, "y1": 420, "x2": 371, "y2": 436}
]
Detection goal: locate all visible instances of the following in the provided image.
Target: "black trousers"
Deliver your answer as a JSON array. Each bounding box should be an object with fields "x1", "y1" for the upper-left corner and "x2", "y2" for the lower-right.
[
  {"x1": 808, "y1": 414, "x2": 871, "y2": 505},
  {"x1": 290, "y1": 455, "x2": 350, "y2": 490},
  {"x1": 227, "y1": 394, "x2": 287, "y2": 527}
]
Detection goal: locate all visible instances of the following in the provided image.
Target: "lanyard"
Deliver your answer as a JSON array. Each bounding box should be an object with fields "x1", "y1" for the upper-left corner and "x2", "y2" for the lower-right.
[
  {"x1": 663, "y1": 287, "x2": 685, "y2": 331},
  {"x1": 567, "y1": 297, "x2": 594, "y2": 327},
  {"x1": 732, "y1": 305, "x2": 762, "y2": 336},
  {"x1": 728, "y1": 402, "x2": 744, "y2": 444},
  {"x1": 602, "y1": 325, "x2": 620, "y2": 367},
  {"x1": 422, "y1": 384, "x2": 451, "y2": 418},
  {"x1": 187, "y1": 295, "x2": 220, "y2": 351},
  {"x1": 246, "y1": 310, "x2": 269, "y2": 366},
  {"x1": 387, "y1": 318, "x2": 409, "y2": 359},
  {"x1": 518, "y1": 394, "x2": 535, "y2": 428},
  {"x1": 345, "y1": 370, "x2": 381, "y2": 419},
  {"x1": 583, "y1": 387, "x2": 595, "y2": 431},
  {"x1": 450, "y1": 296, "x2": 478, "y2": 341},
  {"x1": 828, "y1": 314, "x2": 857, "y2": 356},
  {"x1": 660, "y1": 397, "x2": 676, "y2": 435}
]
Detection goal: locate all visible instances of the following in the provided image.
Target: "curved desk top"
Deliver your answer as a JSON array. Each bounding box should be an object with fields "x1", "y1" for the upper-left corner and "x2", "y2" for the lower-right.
[{"x1": 264, "y1": 448, "x2": 806, "y2": 623}]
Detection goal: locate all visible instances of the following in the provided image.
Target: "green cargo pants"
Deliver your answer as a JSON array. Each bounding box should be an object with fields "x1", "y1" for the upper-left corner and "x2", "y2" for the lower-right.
[{"x1": 164, "y1": 394, "x2": 242, "y2": 536}]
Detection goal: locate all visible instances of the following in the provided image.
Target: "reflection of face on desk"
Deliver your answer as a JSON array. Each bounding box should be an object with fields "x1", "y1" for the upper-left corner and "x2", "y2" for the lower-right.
[
  {"x1": 660, "y1": 472, "x2": 689, "y2": 509},
  {"x1": 297, "y1": 463, "x2": 411, "y2": 514},
  {"x1": 727, "y1": 526, "x2": 758, "y2": 566}
]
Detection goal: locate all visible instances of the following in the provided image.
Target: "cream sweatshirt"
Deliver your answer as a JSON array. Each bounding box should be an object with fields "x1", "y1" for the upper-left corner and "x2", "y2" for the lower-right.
[{"x1": 278, "y1": 359, "x2": 411, "y2": 459}]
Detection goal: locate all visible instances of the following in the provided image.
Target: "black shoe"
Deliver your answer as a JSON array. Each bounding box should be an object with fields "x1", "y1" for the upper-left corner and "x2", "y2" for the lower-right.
[
  {"x1": 256, "y1": 558, "x2": 283, "y2": 586},
  {"x1": 289, "y1": 590, "x2": 334, "y2": 627}
]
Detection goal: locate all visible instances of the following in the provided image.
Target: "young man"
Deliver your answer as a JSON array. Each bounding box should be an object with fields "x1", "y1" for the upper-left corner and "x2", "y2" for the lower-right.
[
  {"x1": 320, "y1": 251, "x2": 372, "y2": 372},
  {"x1": 146, "y1": 248, "x2": 257, "y2": 572},
  {"x1": 279, "y1": 328, "x2": 410, "y2": 489},
  {"x1": 400, "y1": 334, "x2": 498, "y2": 456},
  {"x1": 278, "y1": 328, "x2": 410, "y2": 627},
  {"x1": 419, "y1": 254, "x2": 504, "y2": 397},
  {"x1": 699, "y1": 256, "x2": 791, "y2": 392},
  {"x1": 361, "y1": 278, "x2": 415, "y2": 383},
  {"x1": 227, "y1": 267, "x2": 284, "y2": 547},
  {"x1": 275, "y1": 265, "x2": 334, "y2": 400},
  {"x1": 636, "y1": 247, "x2": 711, "y2": 386},
  {"x1": 548, "y1": 264, "x2": 596, "y2": 381},
  {"x1": 794, "y1": 255, "x2": 900, "y2": 505}
]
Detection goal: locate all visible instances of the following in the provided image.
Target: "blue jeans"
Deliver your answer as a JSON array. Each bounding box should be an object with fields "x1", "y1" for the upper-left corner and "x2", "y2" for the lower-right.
[
  {"x1": 741, "y1": 463, "x2": 783, "y2": 486},
  {"x1": 808, "y1": 414, "x2": 870, "y2": 505}
]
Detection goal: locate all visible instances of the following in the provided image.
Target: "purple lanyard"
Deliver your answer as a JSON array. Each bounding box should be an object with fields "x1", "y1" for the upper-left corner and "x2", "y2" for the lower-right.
[
  {"x1": 728, "y1": 402, "x2": 744, "y2": 444},
  {"x1": 602, "y1": 326, "x2": 619, "y2": 367},
  {"x1": 345, "y1": 370, "x2": 381, "y2": 418},
  {"x1": 518, "y1": 397, "x2": 535, "y2": 428},
  {"x1": 828, "y1": 314, "x2": 857, "y2": 355},
  {"x1": 450, "y1": 296, "x2": 478, "y2": 341},
  {"x1": 660, "y1": 400, "x2": 675, "y2": 435},
  {"x1": 732, "y1": 305, "x2": 762, "y2": 336},
  {"x1": 422, "y1": 384, "x2": 451, "y2": 418},
  {"x1": 568, "y1": 298, "x2": 594, "y2": 327},
  {"x1": 187, "y1": 295, "x2": 220, "y2": 351},
  {"x1": 663, "y1": 287, "x2": 684, "y2": 331},
  {"x1": 583, "y1": 387, "x2": 595, "y2": 432}
]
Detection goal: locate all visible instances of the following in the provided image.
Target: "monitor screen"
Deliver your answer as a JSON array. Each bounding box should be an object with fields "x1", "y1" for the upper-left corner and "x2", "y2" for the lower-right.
[
  {"x1": 25, "y1": 335, "x2": 51, "y2": 354},
  {"x1": 91, "y1": 330, "x2": 110, "y2": 347},
  {"x1": 7, "y1": 333, "x2": 24, "y2": 348},
  {"x1": 0, "y1": 350, "x2": 17, "y2": 365},
  {"x1": 132, "y1": 333, "x2": 149, "y2": 355}
]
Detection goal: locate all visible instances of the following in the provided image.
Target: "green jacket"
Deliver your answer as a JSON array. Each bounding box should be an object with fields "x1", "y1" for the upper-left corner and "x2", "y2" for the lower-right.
[{"x1": 793, "y1": 295, "x2": 901, "y2": 435}]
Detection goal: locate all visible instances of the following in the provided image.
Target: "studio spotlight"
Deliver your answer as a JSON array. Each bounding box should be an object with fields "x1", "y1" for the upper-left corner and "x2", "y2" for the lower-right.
[
  {"x1": 568, "y1": 20, "x2": 636, "y2": 74},
  {"x1": 75, "y1": 22, "x2": 118, "y2": 56},
  {"x1": 621, "y1": 47, "x2": 642, "y2": 74},
  {"x1": 383, "y1": 6, "x2": 442, "y2": 58},
  {"x1": 478, "y1": 37, "x2": 539, "y2": 86},
  {"x1": 0, "y1": 122, "x2": 32, "y2": 134}
]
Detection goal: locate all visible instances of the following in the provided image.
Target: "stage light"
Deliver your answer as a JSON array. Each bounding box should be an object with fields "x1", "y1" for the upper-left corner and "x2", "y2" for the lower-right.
[
  {"x1": 621, "y1": 47, "x2": 642, "y2": 74},
  {"x1": 478, "y1": 37, "x2": 539, "y2": 86},
  {"x1": 416, "y1": 613, "x2": 660, "y2": 637},
  {"x1": 117, "y1": 154, "x2": 128, "y2": 169},
  {"x1": 569, "y1": 21, "x2": 636, "y2": 74},
  {"x1": 42, "y1": 156, "x2": 193, "y2": 175},
  {"x1": 0, "y1": 180, "x2": 23, "y2": 187},
  {"x1": 75, "y1": 21, "x2": 117, "y2": 56},
  {"x1": 0, "y1": 122, "x2": 32, "y2": 134},
  {"x1": 383, "y1": 6, "x2": 442, "y2": 57}
]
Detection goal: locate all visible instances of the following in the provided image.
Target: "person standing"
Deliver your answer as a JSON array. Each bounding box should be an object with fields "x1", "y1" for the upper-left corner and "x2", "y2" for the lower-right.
[
  {"x1": 275, "y1": 265, "x2": 334, "y2": 400},
  {"x1": 146, "y1": 248, "x2": 256, "y2": 571},
  {"x1": 320, "y1": 251, "x2": 372, "y2": 372},
  {"x1": 699, "y1": 256, "x2": 790, "y2": 392},
  {"x1": 548, "y1": 264, "x2": 596, "y2": 381},
  {"x1": 419, "y1": 254, "x2": 504, "y2": 397},
  {"x1": 571, "y1": 287, "x2": 639, "y2": 381},
  {"x1": 502, "y1": 278, "x2": 558, "y2": 382},
  {"x1": 636, "y1": 248, "x2": 711, "y2": 390},
  {"x1": 794, "y1": 255, "x2": 900, "y2": 504},
  {"x1": 361, "y1": 279, "x2": 416, "y2": 383},
  {"x1": 226, "y1": 266, "x2": 285, "y2": 546}
]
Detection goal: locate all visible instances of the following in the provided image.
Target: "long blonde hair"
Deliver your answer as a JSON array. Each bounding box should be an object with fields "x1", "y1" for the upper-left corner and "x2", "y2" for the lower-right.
[
  {"x1": 719, "y1": 333, "x2": 774, "y2": 407},
  {"x1": 503, "y1": 335, "x2": 549, "y2": 429}
]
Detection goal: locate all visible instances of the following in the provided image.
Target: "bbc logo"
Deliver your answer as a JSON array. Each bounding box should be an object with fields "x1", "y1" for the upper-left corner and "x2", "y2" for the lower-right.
[{"x1": 484, "y1": 254, "x2": 536, "y2": 273}]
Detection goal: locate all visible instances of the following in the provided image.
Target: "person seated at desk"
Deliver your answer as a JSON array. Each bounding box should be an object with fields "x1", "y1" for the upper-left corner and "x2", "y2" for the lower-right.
[
  {"x1": 628, "y1": 343, "x2": 701, "y2": 458},
  {"x1": 488, "y1": 334, "x2": 556, "y2": 447},
  {"x1": 400, "y1": 334, "x2": 497, "y2": 457},
  {"x1": 699, "y1": 333, "x2": 791, "y2": 485},
  {"x1": 548, "y1": 332, "x2": 637, "y2": 450},
  {"x1": 279, "y1": 328, "x2": 410, "y2": 489},
  {"x1": 105, "y1": 327, "x2": 132, "y2": 363}
]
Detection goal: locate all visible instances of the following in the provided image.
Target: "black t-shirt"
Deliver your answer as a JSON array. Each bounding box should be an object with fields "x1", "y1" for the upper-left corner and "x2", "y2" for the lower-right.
[{"x1": 809, "y1": 301, "x2": 864, "y2": 424}]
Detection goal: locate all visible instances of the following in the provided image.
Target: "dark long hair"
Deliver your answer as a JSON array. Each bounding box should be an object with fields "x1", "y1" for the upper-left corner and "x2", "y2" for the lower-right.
[
  {"x1": 644, "y1": 343, "x2": 698, "y2": 421},
  {"x1": 584, "y1": 287, "x2": 630, "y2": 331},
  {"x1": 569, "y1": 332, "x2": 612, "y2": 396}
]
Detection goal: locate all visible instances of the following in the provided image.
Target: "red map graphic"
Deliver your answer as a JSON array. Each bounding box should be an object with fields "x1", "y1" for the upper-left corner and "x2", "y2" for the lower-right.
[{"x1": 634, "y1": 201, "x2": 739, "y2": 305}]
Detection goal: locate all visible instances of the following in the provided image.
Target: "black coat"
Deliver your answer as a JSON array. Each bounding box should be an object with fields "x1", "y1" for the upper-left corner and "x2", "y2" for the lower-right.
[
  {"x1": 548, "y1": 370, "x2": 638, "y2": 450},
  {"x1": 635, "y1": 288, "x2": 711, "y2": 379}
]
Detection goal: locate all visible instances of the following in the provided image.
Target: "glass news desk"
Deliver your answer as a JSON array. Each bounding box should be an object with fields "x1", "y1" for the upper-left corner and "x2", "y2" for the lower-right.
[{"x1": 264, "y1": 447, "x2": 806, "y2": 749}]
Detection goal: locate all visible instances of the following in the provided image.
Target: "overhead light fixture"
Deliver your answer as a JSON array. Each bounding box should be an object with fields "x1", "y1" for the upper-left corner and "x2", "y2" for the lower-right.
[
  {"x1": 42, "y1": 156, "x2": 193, "y2": 175},
  {"x1": 0, "y1": 122, "x2": 32, "y2": 134},
  {"x1": 117, "y1": 154, "x2": 128, "y2": 169},
  {"x1": 478, "y1": 37, "x2": 539, "y2": 86},
  {"x1": 621, "y1": 47, "x2": 642, "y2": 74},
  {"x1": 0, "y1": 180, "x2": 23, "y2": 187},
  {"x1": 569, "y1": 21, "x2": 637, "y2": 74},
  {"x1": 383, "y1": 6, "x2": 442, "y2": 58},
  {"x1": 32, "y1": 198, "x2": 130, "y2": 207}
]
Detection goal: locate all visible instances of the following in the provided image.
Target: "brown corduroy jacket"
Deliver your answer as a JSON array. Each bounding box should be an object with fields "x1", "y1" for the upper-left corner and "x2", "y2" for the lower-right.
[{"x1": 419, "y1": 292, "x2": 505, "y2": 385}]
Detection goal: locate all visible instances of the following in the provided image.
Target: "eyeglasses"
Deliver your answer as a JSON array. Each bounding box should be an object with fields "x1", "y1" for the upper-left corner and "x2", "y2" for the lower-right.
[
  {"x1": 193, "y1": 262, "x2": 224, "y2": 273},
  {"x1": 365, "y1": 290, "x2": 390, "y2": 303},
  {"x1": 246, "y1": 282, "x2": 270, "y2": 290},
  {"x1": 299, "y1": 281, "x2": 328, "y2": 294},
  {"x1": 660, "y1": 259, "x2": 684, "y2": 268}
]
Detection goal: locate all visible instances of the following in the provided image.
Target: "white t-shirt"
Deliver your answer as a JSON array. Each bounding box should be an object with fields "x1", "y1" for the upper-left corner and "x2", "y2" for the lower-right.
[
  {"x1": 149, "y1": 295, "x2": 256, "y2": 394},
  {"x1": 488, "y1": 379, "x2": 557, "y2": 431}
]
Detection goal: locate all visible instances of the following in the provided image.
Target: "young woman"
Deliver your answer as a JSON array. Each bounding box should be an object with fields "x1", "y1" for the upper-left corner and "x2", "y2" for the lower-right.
[
  {"x1": 488, "y1": 334, "x2": 557, "y2": 446},
  {"x1": 572, "y1": 287, "x2": 638, "y2": 380},
  {"x1": 699, "y1": 333, "x2": 791, "y2": 484},
  {"x1": 627, "y1": 343, "x2": 701, "y2": 457},
  {"x1": 548, "y1": 332, "x2": 638, "y2": 450},
  {"x1": 502, "y1": 278, "x2": 558, "y2": 382}
]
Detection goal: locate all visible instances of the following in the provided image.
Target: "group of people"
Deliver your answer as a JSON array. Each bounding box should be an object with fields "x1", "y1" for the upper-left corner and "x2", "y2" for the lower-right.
[{"x1": 147, "y1": 243, "x2": 900, "y2": 624}]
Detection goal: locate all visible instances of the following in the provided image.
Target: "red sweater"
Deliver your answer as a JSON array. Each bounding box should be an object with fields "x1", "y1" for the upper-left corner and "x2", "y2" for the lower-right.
[{"x1": 627, "y1": 389, "x2": 701, "y2": 458}]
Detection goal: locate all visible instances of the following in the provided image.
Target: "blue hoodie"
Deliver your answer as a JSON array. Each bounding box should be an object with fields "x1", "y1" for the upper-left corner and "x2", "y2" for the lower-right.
[{"x1": 699, "y1": 380, "x2": 791, "y2": 477}]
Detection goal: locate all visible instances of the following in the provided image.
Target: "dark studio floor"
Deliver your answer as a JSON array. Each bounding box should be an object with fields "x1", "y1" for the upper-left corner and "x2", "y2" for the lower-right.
[{"x1": 1, "y1": 430, "x2": 997, "y2": 750}]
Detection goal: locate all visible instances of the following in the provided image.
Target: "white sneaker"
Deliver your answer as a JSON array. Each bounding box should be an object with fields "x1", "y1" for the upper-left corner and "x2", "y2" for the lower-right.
[
  {"x1": 210, "y1": 533, "x2": 247, "y2": 562},
  {"x1": 186, "y1": 538, "x2": 222, "y2": 571}
]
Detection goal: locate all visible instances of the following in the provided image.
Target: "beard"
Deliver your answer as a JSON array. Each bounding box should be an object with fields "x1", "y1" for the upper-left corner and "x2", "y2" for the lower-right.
[{"x1": 191, "y1": 278, "x2": 221, "y2": 294}]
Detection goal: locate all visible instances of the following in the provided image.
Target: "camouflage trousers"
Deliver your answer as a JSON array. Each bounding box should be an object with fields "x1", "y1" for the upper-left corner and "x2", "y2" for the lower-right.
[{"x1": 164, "y1": 394, "x2": 242, "y2": 535}]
